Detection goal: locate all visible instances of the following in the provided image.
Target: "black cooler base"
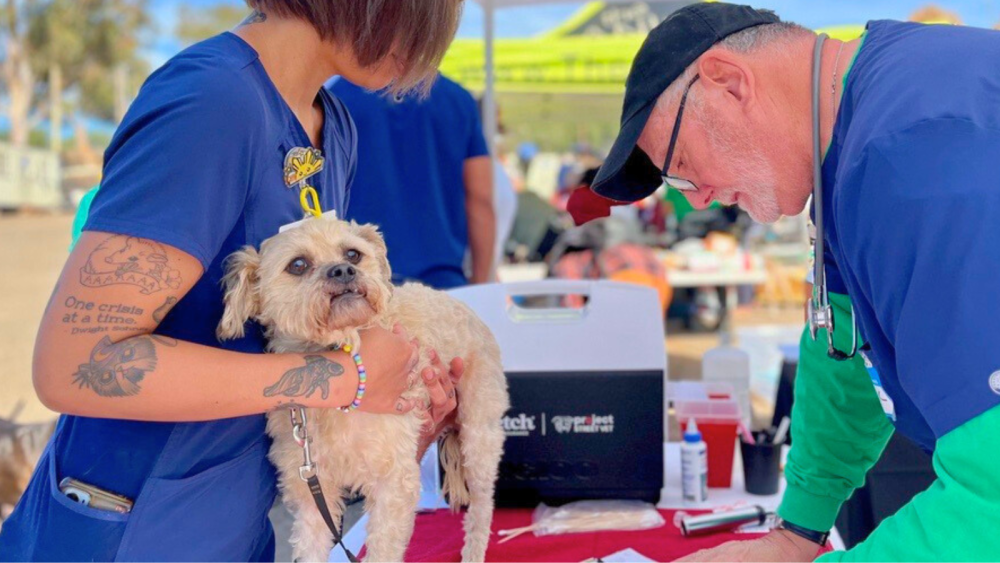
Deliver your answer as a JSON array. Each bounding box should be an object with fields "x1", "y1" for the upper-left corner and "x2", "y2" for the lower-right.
[{"x1": 491, "y1": 369, "x2": 664, "y2": 507}]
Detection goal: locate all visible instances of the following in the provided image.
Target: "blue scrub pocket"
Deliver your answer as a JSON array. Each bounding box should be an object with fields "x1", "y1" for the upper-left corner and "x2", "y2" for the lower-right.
[
  {"x1": 0, "y1": 448, "x2": 129, "y2": 561},
  {"x1": 114, "y1": 440, "x2": 275, "y2": 562}
]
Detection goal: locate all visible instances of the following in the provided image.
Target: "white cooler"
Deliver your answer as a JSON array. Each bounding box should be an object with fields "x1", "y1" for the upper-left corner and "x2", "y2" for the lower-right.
[{"x1": 448, "y1": 280, "x2": 667, "y2": 506}]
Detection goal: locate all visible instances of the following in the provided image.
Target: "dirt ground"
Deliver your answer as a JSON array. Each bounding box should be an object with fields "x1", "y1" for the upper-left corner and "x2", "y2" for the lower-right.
[{"x1": 0, "y1": 213, "x2": 75, "y2": 423}]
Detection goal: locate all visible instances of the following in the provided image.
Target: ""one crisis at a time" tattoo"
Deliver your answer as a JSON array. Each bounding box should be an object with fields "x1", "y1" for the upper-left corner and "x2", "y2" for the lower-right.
[
  {"x1": 61, "y1": 295, "x2": 150, "y2": 336},
  {"x1": 80, "y1": 235, "x2": 182, "y2": 295},
  {"x1": 264, "y1": 356, "x2": 344, "y2": 401}
]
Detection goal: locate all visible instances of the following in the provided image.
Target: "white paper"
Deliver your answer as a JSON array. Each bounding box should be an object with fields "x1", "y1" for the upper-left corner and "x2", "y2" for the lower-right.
[{"x1": 595, "y1": 548, "x2": 656, "y2": 563}]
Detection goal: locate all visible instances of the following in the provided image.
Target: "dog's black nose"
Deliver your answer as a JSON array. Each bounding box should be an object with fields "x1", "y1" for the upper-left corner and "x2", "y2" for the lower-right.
[{"x1": 326, "y1": 263, "x2": 356, "y2": 284}]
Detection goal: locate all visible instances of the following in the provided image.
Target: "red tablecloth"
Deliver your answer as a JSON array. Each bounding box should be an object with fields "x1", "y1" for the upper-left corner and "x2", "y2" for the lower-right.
[{"x1": 360, "y1": 508, "x2": 820, "y2": 562}]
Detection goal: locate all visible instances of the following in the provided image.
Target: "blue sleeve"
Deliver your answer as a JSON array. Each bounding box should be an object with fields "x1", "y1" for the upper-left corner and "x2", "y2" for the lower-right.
[
  {"x1": 84, "y1": 63, "x2": 259, "y2": 269},
  {"x1": 844, "y1": 118, "x2": 1000, "y2": 436}
]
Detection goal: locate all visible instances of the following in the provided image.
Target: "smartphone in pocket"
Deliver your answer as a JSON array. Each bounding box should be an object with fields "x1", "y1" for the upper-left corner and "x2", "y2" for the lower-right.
[{"x1": 59, "y1": 477, "x2": 134, "y2": 514}]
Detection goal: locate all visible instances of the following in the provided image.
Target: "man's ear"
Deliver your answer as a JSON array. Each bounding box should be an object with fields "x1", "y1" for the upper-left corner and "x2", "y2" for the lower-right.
[
  {"x1": 217, "y1": 246, "x2": 261, "y2": 340},
  {"x1": 697, "y1": 49, "x2": 754, "y2": 107},
  {"x1": 352, "y1": 222, "x2": 392, "y2": 283}
]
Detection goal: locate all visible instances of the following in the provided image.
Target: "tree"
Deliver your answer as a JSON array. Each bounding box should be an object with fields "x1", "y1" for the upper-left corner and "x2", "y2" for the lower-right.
[
  {"x1": 1, "y1": 0, "x2": 41, "y2": 147},
  {"x1": 0, "y1": 0, "x2": 150, "y2": 149},
  {"x1": 176, "y1": 3, "x2": 246, "y2": 47}
]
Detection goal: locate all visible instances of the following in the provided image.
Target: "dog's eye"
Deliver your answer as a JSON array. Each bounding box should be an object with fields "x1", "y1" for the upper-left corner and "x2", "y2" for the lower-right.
[
  {"x1": 285, "y1": 257, "x2": 311, "y2": 276},
  {"x1": 345, "y1": 249, "x2": 362, "y2": 264}
]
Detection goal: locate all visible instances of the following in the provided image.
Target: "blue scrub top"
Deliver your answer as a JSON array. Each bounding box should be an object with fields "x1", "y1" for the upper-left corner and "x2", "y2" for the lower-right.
[
  {"x1": 0, "y1": 32, "x2": 356, "y2": 561},
  {"x1": 328, "y1": 75, "x2": 489, "y2": 290},
  {"x1": 821, "y1": 20, "x2": 1000, "y2": 451}
]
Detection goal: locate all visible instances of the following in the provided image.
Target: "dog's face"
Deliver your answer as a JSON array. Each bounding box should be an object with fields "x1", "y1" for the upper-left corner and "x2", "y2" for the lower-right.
[{"x1": 217, "y1": 219, "x2": 393, "y2": 345}]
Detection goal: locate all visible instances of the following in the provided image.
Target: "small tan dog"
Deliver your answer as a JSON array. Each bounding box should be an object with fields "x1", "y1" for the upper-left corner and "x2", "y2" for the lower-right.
[{"x1": 217, "y1": 217, "x2": 508, "y2": 562}]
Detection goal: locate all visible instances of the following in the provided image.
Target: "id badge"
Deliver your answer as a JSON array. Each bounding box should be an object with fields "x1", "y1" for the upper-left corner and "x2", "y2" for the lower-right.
[
  {"x1": 280, "y1": 209, "x2": 338, "y2": 233},
  {"x1": 859, "y1": 349, "x2": 896, "y2": 422}
]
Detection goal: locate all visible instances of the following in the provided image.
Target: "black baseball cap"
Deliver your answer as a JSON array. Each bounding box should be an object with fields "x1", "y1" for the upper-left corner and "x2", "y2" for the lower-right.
[{"x1": 591, "y1": 3, "x2": 780, "y2": 202}]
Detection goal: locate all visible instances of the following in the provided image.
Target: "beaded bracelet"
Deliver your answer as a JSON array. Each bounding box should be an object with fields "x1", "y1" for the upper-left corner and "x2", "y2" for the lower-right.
[{"x1": 337, "y1": 344, "x2": 366, "y2": 412}]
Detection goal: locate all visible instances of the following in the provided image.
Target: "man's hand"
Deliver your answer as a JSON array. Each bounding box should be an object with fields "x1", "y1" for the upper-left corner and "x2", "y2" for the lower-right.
[
  {"x1": 416, "y1": 350, "x2": 464, "y2": 460},
  {"x1": 674, "y1": 529, "x2": 821, "y2": 562}
]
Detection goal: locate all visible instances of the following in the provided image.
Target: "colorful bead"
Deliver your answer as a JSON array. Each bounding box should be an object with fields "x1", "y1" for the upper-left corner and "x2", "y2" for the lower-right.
[{"x1": 336, "y1": 343, "x2": 366, "y2": 412}]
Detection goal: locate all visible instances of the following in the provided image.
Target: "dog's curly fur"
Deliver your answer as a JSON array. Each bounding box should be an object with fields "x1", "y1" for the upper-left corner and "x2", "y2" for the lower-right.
[{"x1": 218, "y1": 218, "x2": 509, "y2": 562}]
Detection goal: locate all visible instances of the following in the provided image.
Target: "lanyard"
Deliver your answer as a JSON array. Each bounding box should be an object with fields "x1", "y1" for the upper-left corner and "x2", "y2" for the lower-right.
[{"x1": 284, "y1": 146, "x2": 325, "y2": 218}]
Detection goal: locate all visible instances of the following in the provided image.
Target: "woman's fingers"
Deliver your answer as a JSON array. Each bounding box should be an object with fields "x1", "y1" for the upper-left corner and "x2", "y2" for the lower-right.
[
  {"x1": 448, "y1": 357, "x2": 464, "y2": 385},
  {"x1": 394, "y1": 397, "x2": 419, "y2": 414},
  {"x1": 424, "y1": 367, "x2": 450, "y2": 424}
]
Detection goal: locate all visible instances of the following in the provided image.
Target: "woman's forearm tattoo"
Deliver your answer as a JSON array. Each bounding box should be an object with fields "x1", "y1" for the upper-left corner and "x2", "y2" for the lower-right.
[
  {"x1": 73, "y1": 336, "x2": 158, "y2": 397},
  {"x1": 264, "y1": 356, "x2": 344, "y2": 401}
]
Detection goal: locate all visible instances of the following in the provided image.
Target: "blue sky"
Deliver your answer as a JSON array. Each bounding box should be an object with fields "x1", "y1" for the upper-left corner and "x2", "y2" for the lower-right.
[{"x1": 148, "y1": 1, "x2": 1000, "y2": 63}]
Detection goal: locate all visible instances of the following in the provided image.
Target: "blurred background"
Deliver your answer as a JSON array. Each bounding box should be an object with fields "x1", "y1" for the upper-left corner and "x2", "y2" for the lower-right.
[{"x1": 0, "y1": 0, "x2": 992, "y2": 191}]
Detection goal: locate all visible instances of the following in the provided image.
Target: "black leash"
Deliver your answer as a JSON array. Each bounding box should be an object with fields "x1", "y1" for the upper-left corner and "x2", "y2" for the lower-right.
[
  {"x1": 290, "y1": 408, "x2": 359, "y2": 563},
  {"x1": 306, "y1": 475, "x2": 358, "y2": 562}
]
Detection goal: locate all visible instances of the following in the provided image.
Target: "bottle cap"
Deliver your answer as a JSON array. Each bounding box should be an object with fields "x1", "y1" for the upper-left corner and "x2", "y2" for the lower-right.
[{"x1": 683, "y1": 418, "x2": 702, "y2": 443}]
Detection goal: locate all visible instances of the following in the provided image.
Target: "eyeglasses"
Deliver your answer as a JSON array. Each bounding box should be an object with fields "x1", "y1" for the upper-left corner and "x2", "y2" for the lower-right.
[{"x1": 660, "y1": 74, "x2": 700, "y2": 192}]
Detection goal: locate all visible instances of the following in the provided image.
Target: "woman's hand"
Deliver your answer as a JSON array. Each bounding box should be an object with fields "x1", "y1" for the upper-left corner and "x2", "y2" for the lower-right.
[
  {"x1": 417, "y1": 350, "x2": 464, "y2": 459},
  {"x1": 351, "y1": 324, "x2": 420, "y2": 414}
]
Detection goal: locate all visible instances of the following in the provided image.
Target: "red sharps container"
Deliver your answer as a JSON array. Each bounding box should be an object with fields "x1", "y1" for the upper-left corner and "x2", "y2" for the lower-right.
[{"x1": 675, "y1": 393, "x2": 741, "y2": 488}]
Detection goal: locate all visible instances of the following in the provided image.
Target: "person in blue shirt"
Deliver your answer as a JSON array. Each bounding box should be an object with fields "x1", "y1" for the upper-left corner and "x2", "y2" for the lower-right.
[
  {"x1": 0, "y1": 2, "x2": 466, "y2": 560},
  {"x1": 329, "y1": 74, "x2": 495, "y2": 289},
  {"x1": 571, "y1": 3, "x2": 1000, "y2": 561}
]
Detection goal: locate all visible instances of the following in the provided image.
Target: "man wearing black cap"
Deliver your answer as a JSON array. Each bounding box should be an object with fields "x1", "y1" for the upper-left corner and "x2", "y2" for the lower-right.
[{"x1": 569, "y1": 3, "x2": 1000, "y2": 561}]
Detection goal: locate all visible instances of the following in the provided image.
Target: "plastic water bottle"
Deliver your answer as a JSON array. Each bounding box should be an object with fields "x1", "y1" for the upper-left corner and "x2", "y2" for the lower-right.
[
  {"x1": 702, "y1": 333, "x2": 752, "y2": 428},
  {"x1": 681, "y1": 418, "x2": 708, "y2": 504}
]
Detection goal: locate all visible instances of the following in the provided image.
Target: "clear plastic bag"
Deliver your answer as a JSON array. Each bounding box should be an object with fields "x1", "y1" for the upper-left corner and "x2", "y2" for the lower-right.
[{"x1": 498, "y1": 500, "x2": 666, "y2": 543}]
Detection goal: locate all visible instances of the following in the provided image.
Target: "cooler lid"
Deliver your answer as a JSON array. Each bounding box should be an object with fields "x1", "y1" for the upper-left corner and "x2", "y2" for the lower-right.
[{"x1": 449, "y1": 280, "x2": 666, "y2": 373}]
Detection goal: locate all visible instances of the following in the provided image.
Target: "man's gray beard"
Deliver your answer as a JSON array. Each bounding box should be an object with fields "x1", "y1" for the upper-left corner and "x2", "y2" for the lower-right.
[{"x1": 701, "y1": 113, "x2": 781, "y2": 223}]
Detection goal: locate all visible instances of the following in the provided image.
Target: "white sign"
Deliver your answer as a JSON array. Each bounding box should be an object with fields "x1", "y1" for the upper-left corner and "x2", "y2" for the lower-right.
[{"x1": 0, "y1": 142, "x2": 61, "y2": 208}]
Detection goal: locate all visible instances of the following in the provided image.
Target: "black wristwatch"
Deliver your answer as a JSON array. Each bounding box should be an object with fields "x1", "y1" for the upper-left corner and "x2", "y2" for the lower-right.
[{"x1": 776, "y1": 518, "x2": 830, "y2": 546}]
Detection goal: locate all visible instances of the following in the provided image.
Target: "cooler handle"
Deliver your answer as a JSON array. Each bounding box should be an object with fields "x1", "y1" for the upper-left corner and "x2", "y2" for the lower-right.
[
  {"x1": 503, "y1": 280, "x2": 596, "y2": 324},
  {"x1": 502, "y1": 280, "x2": 595, "y2": 299}
]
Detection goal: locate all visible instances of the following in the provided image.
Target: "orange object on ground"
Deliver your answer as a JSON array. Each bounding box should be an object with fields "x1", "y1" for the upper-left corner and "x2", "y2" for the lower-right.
[{"x1": 608, "y1": 269, "x2": 672, "y2": 313}]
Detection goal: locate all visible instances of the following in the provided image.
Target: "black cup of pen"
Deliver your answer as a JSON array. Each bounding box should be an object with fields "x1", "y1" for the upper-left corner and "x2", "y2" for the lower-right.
[{"x1": 740, "y1": 435, "x2": 782, "y2": 495}]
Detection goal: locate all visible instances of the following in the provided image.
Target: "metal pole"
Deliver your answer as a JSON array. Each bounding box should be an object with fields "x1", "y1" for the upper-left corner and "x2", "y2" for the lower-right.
[{"x1": 483, "y1": 2, "x2": 498, "y2": 156}]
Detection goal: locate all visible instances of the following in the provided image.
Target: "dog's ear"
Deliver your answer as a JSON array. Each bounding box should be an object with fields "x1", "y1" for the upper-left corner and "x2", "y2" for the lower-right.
[
  {"x1": 353, "y1": 222, "x2": 392, "y2": 284},
  {"x1": 217, "y1": 246, "x2": 261, "y2": 340}
]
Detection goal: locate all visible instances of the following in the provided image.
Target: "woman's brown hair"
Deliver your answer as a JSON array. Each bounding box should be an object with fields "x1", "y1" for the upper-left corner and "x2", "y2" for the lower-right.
[{"x1": 245, "y1": 0, "x2": 463, "y2": 95}]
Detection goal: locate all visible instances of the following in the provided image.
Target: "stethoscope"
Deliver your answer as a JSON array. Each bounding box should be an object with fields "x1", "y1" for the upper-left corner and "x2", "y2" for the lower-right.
[{"x1": 807, "y1": 33, "x2": 858, "y2": 361}]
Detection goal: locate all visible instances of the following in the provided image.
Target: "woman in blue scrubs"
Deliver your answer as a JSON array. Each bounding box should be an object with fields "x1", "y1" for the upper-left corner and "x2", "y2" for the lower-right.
[{"x1": 0, "y1": 2, "x2": 465, "y2": 560}]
